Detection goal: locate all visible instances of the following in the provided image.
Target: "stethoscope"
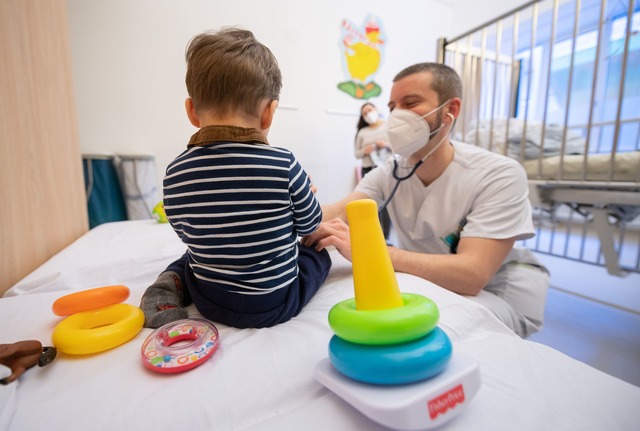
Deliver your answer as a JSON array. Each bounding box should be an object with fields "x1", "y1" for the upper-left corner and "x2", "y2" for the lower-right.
[
  {"x1": 378, "y1": 159, "x2": 423, "y2": 214},
  {"x1": 378, "y1": 114, "x2": 455, "y2": 214}
]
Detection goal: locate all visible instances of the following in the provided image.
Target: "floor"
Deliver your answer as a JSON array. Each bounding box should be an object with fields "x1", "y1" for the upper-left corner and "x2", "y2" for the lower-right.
[
  {"x1": 528, "y1": 284, "x2": 640, "y2": 387},
  {"x1": 523, "y1": 218, "x2": 640, "y2": 388}
]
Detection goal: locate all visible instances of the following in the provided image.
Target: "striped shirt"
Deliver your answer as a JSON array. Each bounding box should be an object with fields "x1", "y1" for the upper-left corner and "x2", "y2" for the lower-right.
[{"x1": 164, "y1": 125, "x2": 322, "y2": 300}]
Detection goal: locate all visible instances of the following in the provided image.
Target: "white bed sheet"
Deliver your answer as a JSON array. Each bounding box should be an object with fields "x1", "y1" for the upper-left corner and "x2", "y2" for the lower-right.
[{"x1": 2, "y1": 221, "x2": 640, "y2": 431}]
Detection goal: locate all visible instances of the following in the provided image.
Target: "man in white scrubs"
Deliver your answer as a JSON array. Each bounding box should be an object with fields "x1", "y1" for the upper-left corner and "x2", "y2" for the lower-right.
[{"x1": 303, "y1": 63, "x2": 549, "y2": 338}]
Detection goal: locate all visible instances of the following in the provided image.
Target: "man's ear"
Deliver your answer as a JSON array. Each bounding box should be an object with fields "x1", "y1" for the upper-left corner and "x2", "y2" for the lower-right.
[
  {"x1": 185, "y1": 97, "x2": 200, "y2": 128},
  {"x1": 260, "y1": 99, "x2": 279, "y2": 130},
  {"x1": 446, "y1": 97, "x2": 461, "y2": 121}
]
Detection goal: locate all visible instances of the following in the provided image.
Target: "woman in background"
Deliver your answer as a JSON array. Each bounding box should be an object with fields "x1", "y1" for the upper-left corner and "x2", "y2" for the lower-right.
[{"x1": 354, "y1": 102, "x2": 392, "y2": 240}]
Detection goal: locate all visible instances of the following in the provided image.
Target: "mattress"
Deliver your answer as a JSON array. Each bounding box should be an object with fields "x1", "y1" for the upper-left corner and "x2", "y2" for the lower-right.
[
  {"x1": 523, "y1": 151, "x2": 640, "y2": 182},
  {"x1": 2, "y1": 220, "x2": 639, "y2": 430},
  {"x1": 463, "y1": 119, "x2": 640, "y2": 182}
]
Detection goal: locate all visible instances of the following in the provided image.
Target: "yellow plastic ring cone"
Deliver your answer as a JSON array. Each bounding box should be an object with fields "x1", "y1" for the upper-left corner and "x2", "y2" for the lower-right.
[{"x1": 346, "y1": 199, "x2": 403, "y2": 310}]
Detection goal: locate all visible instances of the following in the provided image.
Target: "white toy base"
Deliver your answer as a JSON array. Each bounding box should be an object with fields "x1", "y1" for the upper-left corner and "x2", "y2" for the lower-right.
[{"x1": 314, "y1": 352, "x2": 481, "y2": 430}]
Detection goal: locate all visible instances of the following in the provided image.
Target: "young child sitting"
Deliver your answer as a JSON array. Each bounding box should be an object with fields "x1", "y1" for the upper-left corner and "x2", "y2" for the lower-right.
[{"x1": 140, "y1": 28, "x2": 332, "y2": 329}]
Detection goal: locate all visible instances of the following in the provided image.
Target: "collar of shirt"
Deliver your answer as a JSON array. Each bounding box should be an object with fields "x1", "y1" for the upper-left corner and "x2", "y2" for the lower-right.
[{"x1": 188, "y1": 125, "x2": 269, "y2": 148}]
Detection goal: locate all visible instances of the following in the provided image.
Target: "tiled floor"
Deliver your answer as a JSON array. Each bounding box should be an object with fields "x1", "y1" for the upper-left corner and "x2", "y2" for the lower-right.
[{"x1": 528, "y1": 287, "x2": 640, "y2": 387}]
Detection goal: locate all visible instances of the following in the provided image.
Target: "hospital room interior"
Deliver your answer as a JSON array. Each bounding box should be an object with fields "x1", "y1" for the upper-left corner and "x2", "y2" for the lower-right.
[{"x1": 2, "y1": 0, "x2": 640, "y2": 429}]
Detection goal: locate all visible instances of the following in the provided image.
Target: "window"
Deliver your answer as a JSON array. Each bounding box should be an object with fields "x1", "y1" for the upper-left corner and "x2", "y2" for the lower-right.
[{"x1": 516, "y1": 5, "x2": 640, "y2": 153}]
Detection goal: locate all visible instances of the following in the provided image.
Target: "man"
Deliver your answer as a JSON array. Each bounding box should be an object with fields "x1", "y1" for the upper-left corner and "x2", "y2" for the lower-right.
[{"x1": 303, "y1": 63, "x2": 549, "y2": 338}]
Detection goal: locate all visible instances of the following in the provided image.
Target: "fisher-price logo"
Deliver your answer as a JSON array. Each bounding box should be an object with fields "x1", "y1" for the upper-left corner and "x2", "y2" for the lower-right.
[{"x1": 428, "y1": 384, "x2": 465, "y2": 419}]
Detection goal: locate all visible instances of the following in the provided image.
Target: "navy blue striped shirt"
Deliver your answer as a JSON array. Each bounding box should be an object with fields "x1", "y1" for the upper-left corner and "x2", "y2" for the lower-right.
[{"x1": 163, "y1": 126, "x2": 322, "y2": 299}]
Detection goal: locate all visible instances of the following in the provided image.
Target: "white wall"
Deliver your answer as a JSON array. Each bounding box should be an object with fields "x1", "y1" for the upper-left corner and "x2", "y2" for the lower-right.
[{"x1": 66, "y1": 0, "x2": 462, "y2": 205}]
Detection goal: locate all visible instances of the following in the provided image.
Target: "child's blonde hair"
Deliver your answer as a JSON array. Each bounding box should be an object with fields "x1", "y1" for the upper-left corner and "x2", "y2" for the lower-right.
[{"x1": 185, "y1": 27, "x2": 282, "y2": 117}]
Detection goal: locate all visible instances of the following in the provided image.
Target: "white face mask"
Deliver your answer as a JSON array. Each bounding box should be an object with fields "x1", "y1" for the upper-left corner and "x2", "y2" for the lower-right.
[
  {"x1": 387, "y1": 101, "x2": 449, "y2": 157},
  {"x1": 363, "y1": 110, "x2": 379, "y2": 125}
]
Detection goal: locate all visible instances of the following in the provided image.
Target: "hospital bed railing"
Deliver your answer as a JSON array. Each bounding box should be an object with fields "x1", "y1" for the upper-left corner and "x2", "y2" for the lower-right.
[{"x1": 437, "y1": 0, "x2": 640, "y2": 275}]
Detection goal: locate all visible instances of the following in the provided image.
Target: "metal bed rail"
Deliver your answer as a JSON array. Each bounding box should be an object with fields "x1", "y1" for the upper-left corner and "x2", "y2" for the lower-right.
[{"x1": 437, "y1": 0, "x2": 640, "y2": 275}]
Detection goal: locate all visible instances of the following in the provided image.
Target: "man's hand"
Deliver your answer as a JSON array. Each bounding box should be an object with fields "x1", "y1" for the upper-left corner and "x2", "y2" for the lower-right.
[{"x1": 302, "y1": 218, "x2": 352, "y2": 262}]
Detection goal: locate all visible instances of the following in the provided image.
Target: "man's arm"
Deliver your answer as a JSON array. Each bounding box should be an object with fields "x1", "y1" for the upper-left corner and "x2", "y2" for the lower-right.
[
  {"x1": 319, "y1": 190, "x2": 370, "y2": 222},
  {"x1": 388, "y1": 236, "x2": 516, "y2": 296},
  {"x1": 305, "y1": 216, "x2": 515, "y2": 296},
  {"x1": 307, "y1": 183, "x2": 516, "y2": 296}
]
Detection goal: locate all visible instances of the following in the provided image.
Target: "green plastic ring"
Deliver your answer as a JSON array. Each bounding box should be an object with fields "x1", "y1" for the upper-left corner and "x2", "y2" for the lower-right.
[{"x1": 328, "y1": 293, "x2": 440, "y2": 345}]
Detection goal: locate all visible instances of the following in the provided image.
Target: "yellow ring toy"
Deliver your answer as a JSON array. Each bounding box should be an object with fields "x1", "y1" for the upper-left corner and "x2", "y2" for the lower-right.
[
  {"x1": 328, "y1": 293, "x2": 439, "y2": 345},
  {"x1": 52, "y1": 303, "x2": 144, "y2": 355},
  {"x1": 52, "y1": 285, "x2": 130, "y2": 316}
]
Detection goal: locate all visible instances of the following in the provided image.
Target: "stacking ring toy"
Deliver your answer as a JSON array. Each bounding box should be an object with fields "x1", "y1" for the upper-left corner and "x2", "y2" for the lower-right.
[
  {"x1": 52, "y1": 285, "x2": 130, "y2": 316},
  {"x1": 329, "y1": 293, "x2": 439, "y2": 345},
  {"x1": 328, "y1": 327, "x2": 452, "y2": 385},
  {"x1": 52, "y1": 303, "x2": 144, "y2": 355},
  {"x1": 141, "y1": 319, "x2": 219, "y2": 374}
]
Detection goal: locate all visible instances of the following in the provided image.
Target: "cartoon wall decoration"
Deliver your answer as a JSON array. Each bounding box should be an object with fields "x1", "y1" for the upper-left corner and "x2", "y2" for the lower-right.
[{"x1": 338, "y1": 14, "x2": 387, "y2": 100}]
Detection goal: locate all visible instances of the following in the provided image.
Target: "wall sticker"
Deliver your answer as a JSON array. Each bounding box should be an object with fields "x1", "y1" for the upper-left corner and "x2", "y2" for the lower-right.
[{"x1": 338, "y1": 14, "x2": 387, "y2": 100}]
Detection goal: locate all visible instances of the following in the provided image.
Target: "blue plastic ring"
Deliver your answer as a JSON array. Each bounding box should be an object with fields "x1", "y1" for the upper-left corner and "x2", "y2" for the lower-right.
[{"x1": 329, "y1": 326, "x2": 452, "y2": 385}]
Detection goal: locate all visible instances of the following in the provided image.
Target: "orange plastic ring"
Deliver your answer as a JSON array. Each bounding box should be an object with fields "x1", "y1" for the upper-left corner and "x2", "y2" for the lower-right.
[{"x1": 52, "y1": 285, "x2": 130, "y2": 316}]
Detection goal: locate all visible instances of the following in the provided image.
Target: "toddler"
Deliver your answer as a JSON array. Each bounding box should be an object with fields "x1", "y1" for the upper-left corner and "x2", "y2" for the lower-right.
[{"x1": 140, "y1": 28, "x2": 331, "y2": 329}]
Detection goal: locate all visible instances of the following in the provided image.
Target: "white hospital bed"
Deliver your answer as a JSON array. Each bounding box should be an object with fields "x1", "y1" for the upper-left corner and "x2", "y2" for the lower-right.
[{"x1": 2, "y1": 220, "x2": 639, "y2": 430}]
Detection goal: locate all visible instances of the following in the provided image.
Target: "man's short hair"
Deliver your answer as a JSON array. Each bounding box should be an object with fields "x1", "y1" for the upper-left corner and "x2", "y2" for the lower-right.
[
  {"x1": 185, "y1": 27, "x2": 282, "y2": 117},
  {"x1": 393, "y1": 63, "x2": 462, "y2": 104}
]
